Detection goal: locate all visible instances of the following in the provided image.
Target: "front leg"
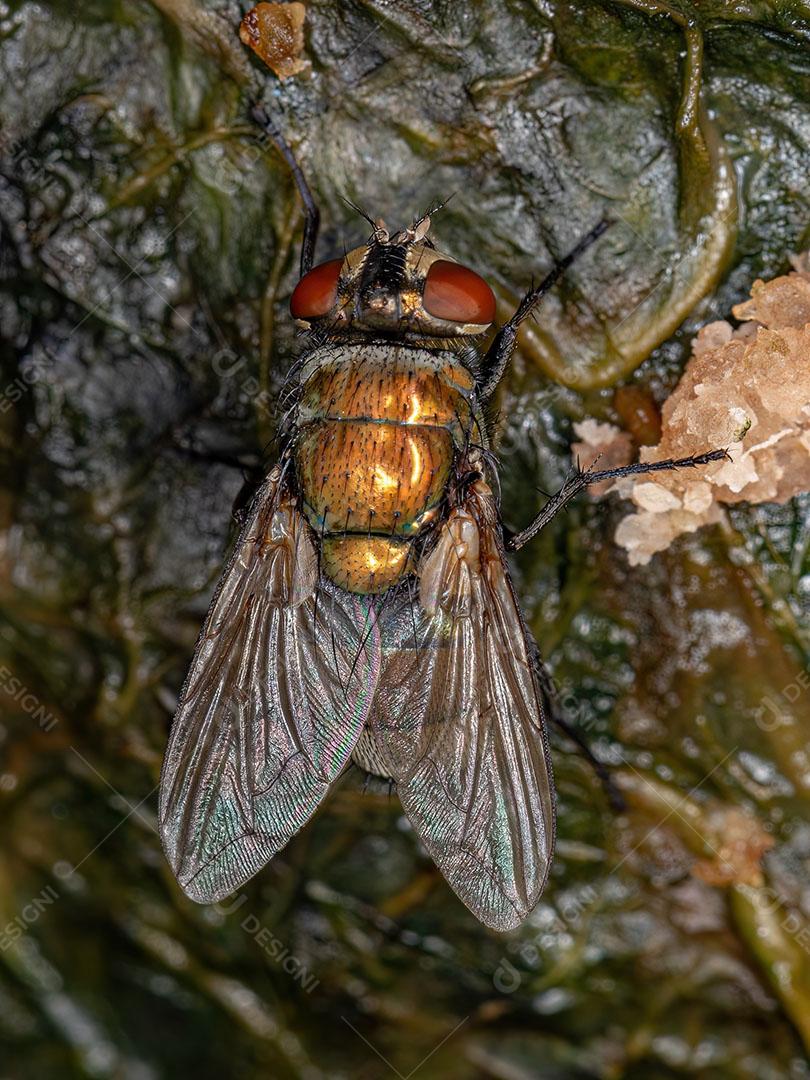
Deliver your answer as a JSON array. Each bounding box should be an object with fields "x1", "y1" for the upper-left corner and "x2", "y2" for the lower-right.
[
  {"x1": 507, "y1": 449, "x2": 730, "y2": 552},
  {"x1": 478, "y1": 218, "x2": 612, "y2": 400},
  {"x1": 251, "y1": 104, "x2": 321, "y2": 278}
]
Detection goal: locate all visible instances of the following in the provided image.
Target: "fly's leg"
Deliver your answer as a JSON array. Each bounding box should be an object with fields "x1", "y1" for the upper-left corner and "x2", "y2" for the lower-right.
[
  {"x1": 530, "y1": 643, "x2": 626, "y2": 812},
  {"x1": 507, "y1": 449, "x2": 729, "y2": 552},
  {"x1": 477, "y1": 218, "x2": 612, "y2": 400},
  {"x1": 251, "y1": 104, "x2": 320, "y2": 277}
]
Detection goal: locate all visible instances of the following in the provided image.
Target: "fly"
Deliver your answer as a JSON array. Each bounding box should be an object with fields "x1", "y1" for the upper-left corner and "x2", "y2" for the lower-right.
[{"x1": 158, "y1": 105, "x2": 726, "y2": 931}]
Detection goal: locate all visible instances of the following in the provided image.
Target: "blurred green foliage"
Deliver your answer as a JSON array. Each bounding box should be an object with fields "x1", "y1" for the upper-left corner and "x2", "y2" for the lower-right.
[{"x1": 1, "y1": 0, "x2": 809, "y2": 1076}]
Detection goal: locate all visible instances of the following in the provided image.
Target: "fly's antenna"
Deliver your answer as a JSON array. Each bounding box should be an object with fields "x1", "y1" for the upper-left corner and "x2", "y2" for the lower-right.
[
  {"x1": 339, "y1": 194, "x2": 389, "y2": 243},
  {"x1": 411, "y1": 192, "x2": 456, "y2": 233},
  {"x1": 339, "y1": 194, "x2": 376, "y2": 229}
]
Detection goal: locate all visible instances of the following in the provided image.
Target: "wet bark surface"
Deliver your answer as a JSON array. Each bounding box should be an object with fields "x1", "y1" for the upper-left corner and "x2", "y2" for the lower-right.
[{"x1": 1, "y1": 1, "x2": 809, "y2": 1076}]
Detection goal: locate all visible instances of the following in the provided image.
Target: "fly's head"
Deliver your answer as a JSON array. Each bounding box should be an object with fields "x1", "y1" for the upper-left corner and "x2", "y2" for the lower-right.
[{"x1": 289, "y1": 212, "x2": 496, "y2": 339}]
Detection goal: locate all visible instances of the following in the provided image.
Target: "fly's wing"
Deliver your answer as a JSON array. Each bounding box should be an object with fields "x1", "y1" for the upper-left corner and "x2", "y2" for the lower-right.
[
  {"x1": 370, "y1": 477, "x2": 555, "y2": 932},
  {"x1": 159, "y1": 467, "x2": 378, "y2": 903}
]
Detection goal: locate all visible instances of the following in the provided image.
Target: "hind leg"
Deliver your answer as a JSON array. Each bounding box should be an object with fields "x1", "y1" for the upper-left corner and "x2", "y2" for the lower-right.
[{"x1": 508, "y1": 449, "x2": 729, "y2": 552}]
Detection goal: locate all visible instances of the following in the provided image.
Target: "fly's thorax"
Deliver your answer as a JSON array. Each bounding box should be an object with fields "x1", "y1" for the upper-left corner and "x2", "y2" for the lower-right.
[{"x1": 292, "y1": 343, "x2": 479, "y2": 594}]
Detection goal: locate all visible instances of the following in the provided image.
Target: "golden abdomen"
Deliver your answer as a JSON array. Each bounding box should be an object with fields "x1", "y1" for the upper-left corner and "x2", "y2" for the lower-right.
[
  {"x1": 294, "y1": 345, "x2": 475, "y2": 594},
  {"x1": 297, "y1": 422, "x2": 452, "y2": 534}
]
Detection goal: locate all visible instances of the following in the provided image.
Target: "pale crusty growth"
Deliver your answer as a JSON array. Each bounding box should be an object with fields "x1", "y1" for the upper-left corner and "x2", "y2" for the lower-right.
[
  {"x1": 733, "y1": 258, "x2": 810, "y2": 329},
  {"x1": 612, "y1": 258, "x2": 810, "y2": 565}
]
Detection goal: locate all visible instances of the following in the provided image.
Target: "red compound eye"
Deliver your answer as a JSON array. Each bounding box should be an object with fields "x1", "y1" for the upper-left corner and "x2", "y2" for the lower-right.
[
  {"x1": 290, "y1": 258, "x2": 343, "y2": 319},
  {"x1": 423, "y1": 260, "x2": 496, "y2": 324}
]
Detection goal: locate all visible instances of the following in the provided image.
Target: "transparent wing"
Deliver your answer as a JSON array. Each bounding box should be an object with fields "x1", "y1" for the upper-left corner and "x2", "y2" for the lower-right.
[
  {"x1": 369, "y1": 478, "x2": 555, "y2": 931},
  {"x1": 159, "y1": 467, "x2": 378, "y2": 903}
]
